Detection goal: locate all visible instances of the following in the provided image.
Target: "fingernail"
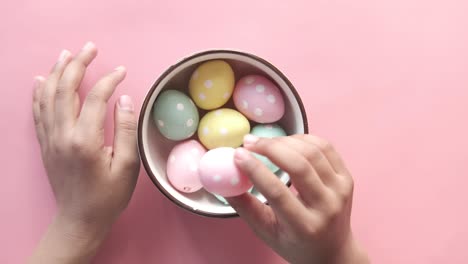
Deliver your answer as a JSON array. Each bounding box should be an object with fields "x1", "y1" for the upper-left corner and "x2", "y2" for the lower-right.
[
  {"x1": 33, "y1": 76, "x2": 44, "y2": 89},
  {"x1": 234, "y1": 148, "x2": 251, "y2": 162},
  {"x1": 118, "y1": 95, "x2": 134, "y2": 111},
  {"x1": 243, "y1": 134, "x2": 259, "y2": 148},
  {"x1": 58, "y1": 49, "x2": 70, "y2": 62},
  {"x1": 82, "y1": 41, "x2": 95, "y2": 51}
]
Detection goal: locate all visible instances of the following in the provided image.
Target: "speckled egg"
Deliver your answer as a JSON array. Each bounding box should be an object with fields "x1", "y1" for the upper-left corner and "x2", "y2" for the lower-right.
[
  {"x1": 250, "y1": 124, "x2": 287, "y2": 173},
  {"x1": 166, "y1": 140, "x2": 206, "y2": 193},
  {"x1": 199, "y1": 147, "x2": 253, "y2": 197},
  {"x1": 198, "y1": 108, "x2": 250, "y2": 149},
  {"x1": 189, "y1": 60, "x2": 235, "y2": 110},
  {"x1": 233, "y1": 75, "x2": 285, "y2": 123},
  {"x1": 153, "y1": 90, "x2": 199, "y2": 141}
]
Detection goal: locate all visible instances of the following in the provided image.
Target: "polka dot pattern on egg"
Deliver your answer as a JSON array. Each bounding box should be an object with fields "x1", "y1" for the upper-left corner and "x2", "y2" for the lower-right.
[
  {"x1": 151, "y1": 60, "x2": 295, "y2": 202},
  {"x1": 189, "y1": 60, "x2": 235, "y2": 110},
  {"x1": 233, "y1": 75, "x2": 285, "y2": 123},
  {"x1": 198, "y1": 147, "x2": 253, "y2": 197},
  {"x1": 153, "y1": 90, "x2": 199, "y2": 141},
  {"x1": 166, "y1": 140, "x2": 206, "y2": 193},
  {"x1": 198, "y1": 108, "x2": 250, "y2": 149}
]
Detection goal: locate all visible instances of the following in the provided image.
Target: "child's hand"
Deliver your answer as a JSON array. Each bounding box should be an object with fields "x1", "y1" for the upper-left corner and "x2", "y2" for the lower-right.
[
  {"x1": 30, "y1": 42, "x2": 140, "y2": 263},
  {"x1": 228, "y1": 134, "x2": 369, "y2": 264}
]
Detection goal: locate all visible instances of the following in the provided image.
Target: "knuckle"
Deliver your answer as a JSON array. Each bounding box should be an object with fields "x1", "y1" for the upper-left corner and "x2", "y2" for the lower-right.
[
  {"x1": 303, "y1": 218, "x2": 324, "y2": 237},
  {"x1": 118, "y1": 118, "x2": 137, "y2": 134},
  {"x1": 39, "y1": 99, "x2": 48, "y2": 112},
  {"x1": 267, "y1": 185, "x2": 288, "y2": 203},
  {"x1": 317, "y1": 138, "x2": 334, "y2": 153},
  {"x1": 341, "y1": 176, "x2": 355, "y2": 198},
  {"x1": 85, "y1": 91, "x2": 102, "y2": 105},
  {"x1": 255, "y1": 137, "x2": 270, "y2": 150},
  {"x1": 336, "y1": 175, "x2": 354, "y2": 200},
  {"x1": 33, "y1": 111, "x2": 41, "y2": 125},
  {"x1": 55, "y1": 83, "x2": 70, "y2": 99},
  {"x1": 293, "y1": 158, "x2": 312, "y2": 176},
  {"x1": 70, "y1": 135, "x2": 92, "y2": 157},
  {"x1": 327, "y1": 198, "x2": 343, "y2": 219},
  {"x1": 304, "y1": 145, "x2": 323, "y2": 163}
]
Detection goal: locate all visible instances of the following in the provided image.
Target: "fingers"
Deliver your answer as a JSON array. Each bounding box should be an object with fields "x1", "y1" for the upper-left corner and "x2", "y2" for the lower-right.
[
  {"x1": 293, "y1": 134, "x2": 349, "y2": 175},
  {"x1": 111, "y1": 95, "x2": 140, "y2": 180},
  {"x1": 55, "y1": 42, "x2": 98, "y2": 131},
  {"x1": 33, "y1": 76, "x2": 46, "y2": 147},
  {"x1": 243, "y1": 135, "x2": 327, "y2": 204},
  {"x1": 277, "y1": 136, "x2": 337, "y2": 187},
  {"x1": 234, "y1": 147, "x2": 309, "y2": 226},
  {"x1": 40, "y1": 50, "x2": 72, "y2": 134},
  {"x1": 226, "y1": 193, "x2": 277, "y2": 240},
  {"x1": 78, "y1": 67, "x2": 126, "y2": 131}
]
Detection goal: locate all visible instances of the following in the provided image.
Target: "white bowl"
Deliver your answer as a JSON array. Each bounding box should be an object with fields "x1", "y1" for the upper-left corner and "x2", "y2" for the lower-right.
[{"x1": 138, "y1": 50, "x2": 308, "y2": 218}]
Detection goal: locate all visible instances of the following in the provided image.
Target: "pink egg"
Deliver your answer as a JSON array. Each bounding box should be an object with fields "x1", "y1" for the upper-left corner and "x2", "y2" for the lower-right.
[
  {"x1": 166, "y1": 140, "x2": 206, "y2": 193},
  {"x1": 198, "y1": 147, "x2": 253, "y2": 197},
  {"x1": 233, "y1": 75, "x2": 285, "y2": 123}
]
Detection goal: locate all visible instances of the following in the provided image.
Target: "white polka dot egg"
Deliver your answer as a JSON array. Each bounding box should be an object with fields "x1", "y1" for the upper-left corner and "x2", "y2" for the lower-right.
[
  {"x1": 153, "y1": 90, "x2": 199, "y2": 141},
  {"x1": 198, "y1": 147, "x2": 253, "y2": 197},
  {"x1": 198, "y1": 108, "x2": 250, "y2": 150},
  {"x1": 233, "y1": 75, "x2": 285, "y2": 123},
  {"x1": 250, "y1": 123, "x2": 287, "y2": 173},
  {"x1": 189, "y1": 60, "x2": 235, "y2": 110},
  {"x1": 166, "y1": 140, "x2": 206, "y2": 193}
]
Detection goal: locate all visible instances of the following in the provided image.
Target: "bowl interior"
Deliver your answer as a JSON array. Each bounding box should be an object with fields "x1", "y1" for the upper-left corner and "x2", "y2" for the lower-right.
[{"x1": 139, "y1": 51, "x2": 307, "y2": 217}]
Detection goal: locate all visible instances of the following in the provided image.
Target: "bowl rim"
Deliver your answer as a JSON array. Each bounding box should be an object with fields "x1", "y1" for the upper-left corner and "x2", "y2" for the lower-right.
[{"x1": 137, "y1": 49, "x2": 309, "y2": 218}]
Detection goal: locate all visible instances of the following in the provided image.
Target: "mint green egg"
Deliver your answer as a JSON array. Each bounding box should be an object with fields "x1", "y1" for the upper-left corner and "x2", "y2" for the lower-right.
[
  {"x1": 213, "y1": 186, "x2": 254, "y2": 205},
  {"x1": 213, "y1": 194, "x2": 229, "y2": 205},
  {"x1": 251, "y1": 124, "x2": 287, "y2": 173},
  {"x1": 153, "y1": 90, "x2": 199, "y2": 141}
]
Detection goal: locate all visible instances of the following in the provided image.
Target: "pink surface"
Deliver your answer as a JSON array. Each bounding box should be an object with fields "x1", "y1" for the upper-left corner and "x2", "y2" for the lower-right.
[{"x1": 1, "y1": 0, "x2": 468, "y2": 263}]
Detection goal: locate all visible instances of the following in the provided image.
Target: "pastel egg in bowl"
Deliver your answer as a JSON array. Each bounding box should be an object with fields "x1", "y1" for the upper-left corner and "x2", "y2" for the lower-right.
[{"x1": 138, "y1": 50, "x2": 308, "y2": 218}]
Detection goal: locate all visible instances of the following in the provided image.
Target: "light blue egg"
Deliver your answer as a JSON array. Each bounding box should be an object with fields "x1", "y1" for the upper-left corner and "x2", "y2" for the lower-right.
[
  {"x1": 250, "y1": 124, "x2": 287, "y2": 173},
  {"x1": 213, "y1": 194, "x2": 229, "y2": 205},
  {"x1": 213, "y1": 186, "x2": 254, "y2": 205},
  {"x1": 153, "y1": 90, "x2": 199, "y2": 141}
]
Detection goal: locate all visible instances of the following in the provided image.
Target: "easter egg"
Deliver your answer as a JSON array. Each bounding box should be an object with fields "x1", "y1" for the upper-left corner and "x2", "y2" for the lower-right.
[
  {"x1": 189, "y1": 60, "x2": 235, "y2": 110},
  {"x1": 153, "y1": 90, "x2": 199, "y2": 141},
  {"x1": 250, "y1": 124, "x2": 287, "y2": 173},
  {"x1": 213, "y1": 194, "x2": 229, "y2": 205},
  {"x1": 166, "y1": 140, "x2": 206, "y2": 193},
  {"x1": 233, "y1": 75, "x2": 285, "y2": 123},
  {"x1": 199, "y1": 147, "x2": 253, "y2": 197},
  {"x1": 198, "y1": 108, "x2": 250, "y2": 149}
]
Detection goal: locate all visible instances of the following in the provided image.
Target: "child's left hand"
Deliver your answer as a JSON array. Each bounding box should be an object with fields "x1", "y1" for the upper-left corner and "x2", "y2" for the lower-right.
[{"x1": 29, "y1": 42, "x2": 140, "y2": 263}]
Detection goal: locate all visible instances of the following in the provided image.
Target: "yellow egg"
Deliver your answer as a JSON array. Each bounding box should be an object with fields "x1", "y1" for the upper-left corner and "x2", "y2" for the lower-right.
[
  {"x1": 198, "y1": 109, "x2": 250, "y2": 149},
  {"x1": 189, "y1": 60, "x2": 235, "y2": 110}
]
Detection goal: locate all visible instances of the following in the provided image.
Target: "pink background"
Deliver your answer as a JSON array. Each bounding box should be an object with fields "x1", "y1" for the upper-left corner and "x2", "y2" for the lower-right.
[{"x1": 1, "y1": 0, "x2": 467, "y2": 263}]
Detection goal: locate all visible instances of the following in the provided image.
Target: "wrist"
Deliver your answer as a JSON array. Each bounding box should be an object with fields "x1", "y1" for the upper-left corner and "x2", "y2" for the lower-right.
[
  {"x1": 28, "y1": 213, "x2": 111, "y2": 264},
  {"x1": 53, "y1": 212, "x2": 109, "y2": 249},
  {"x1": 328, "y1": 233, "x2": 370, "y2": 264}
]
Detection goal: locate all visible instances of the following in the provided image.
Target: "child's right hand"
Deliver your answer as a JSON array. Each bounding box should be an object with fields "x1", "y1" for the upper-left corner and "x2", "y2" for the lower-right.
[{"x1": 227, "y1": 134, "x2": 370, "y2": 264}]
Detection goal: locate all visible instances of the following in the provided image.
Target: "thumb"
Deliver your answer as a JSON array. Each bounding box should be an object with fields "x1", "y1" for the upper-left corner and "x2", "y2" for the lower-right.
[
  {"x1": 227, "y1": 193, "x2": 276, "y2": 239},
  {"x1": 112, "y1": 95, "x2": 140, "y2": 179}
]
